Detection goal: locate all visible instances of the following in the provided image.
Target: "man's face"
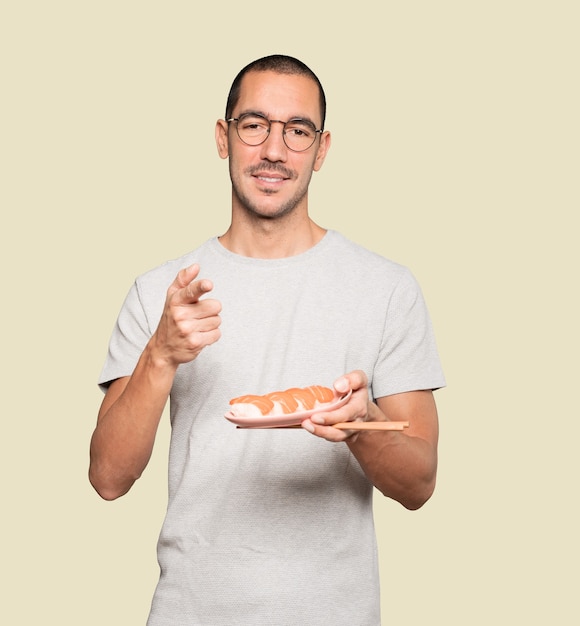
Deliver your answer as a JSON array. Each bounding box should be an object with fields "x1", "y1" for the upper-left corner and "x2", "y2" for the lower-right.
[{"x1": 216, "y1": 70, "x2": 330, "y2": 220}]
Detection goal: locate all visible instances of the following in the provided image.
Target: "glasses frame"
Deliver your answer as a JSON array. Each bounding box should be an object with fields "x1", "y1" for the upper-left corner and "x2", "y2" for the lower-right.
[{"x1": 226, "y1": 113, "x2": 323, "y2": 152}]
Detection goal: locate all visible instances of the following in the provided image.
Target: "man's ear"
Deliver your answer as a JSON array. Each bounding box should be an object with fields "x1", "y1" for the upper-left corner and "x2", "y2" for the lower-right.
[
  {"x1": 215, "y1": 120, "x2": 230, "y2": 159},
  {"x1": 313, "y1": 131, "x2": 331, "y2": 172}
]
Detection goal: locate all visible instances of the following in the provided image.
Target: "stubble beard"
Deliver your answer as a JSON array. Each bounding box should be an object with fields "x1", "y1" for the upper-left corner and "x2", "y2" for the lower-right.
[{"x1": 229, "y1": 161, "x2": 313, "y2": 221}]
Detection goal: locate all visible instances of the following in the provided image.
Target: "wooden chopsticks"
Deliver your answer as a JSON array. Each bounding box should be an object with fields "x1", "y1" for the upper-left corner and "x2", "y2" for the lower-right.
[{"x1": 240, "y1": 421, "x2": 409, "y2": 431}]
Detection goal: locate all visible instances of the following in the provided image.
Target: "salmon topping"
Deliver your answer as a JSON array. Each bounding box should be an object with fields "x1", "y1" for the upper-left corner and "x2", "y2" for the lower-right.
[{"x1": 229, "y1": 385, "x2": 336, "y2": 416}]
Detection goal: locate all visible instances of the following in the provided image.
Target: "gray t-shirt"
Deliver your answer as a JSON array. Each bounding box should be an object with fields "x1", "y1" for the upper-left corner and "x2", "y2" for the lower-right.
[{"x1": 99, "y1": 231, "x2": 445, "y2": 626}]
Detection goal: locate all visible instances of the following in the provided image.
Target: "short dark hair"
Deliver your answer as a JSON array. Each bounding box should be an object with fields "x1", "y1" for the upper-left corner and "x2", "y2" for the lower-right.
[{"x1": 225, "y1": 54, "x2": 327, "y2": 130}]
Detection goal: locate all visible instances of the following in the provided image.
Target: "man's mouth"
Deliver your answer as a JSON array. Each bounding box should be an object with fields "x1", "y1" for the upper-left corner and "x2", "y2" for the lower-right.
[
  {"x1": 247, "y1": 164, "x2": 294, "y2": 183},
  {"x1": 254, "y1": 174, "x2": 287, "y2": 183}
]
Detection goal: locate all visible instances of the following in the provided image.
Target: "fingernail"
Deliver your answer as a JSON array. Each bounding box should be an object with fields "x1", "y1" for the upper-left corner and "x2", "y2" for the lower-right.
[
  {"x1": 302, "y1": 421, "x2": 315, "y2": 433},
  {"x1": 311, "y1": 414, "x2": 325, "y2": 425}
]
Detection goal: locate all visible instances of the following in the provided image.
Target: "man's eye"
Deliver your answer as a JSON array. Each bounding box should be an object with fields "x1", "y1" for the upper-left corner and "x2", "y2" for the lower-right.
[
  {"x1": 241, "y1": 117, "x2": 268, "y2": 132},
  {"x1": 286, "y1": 124, "x2": 313, "y2": 138}
]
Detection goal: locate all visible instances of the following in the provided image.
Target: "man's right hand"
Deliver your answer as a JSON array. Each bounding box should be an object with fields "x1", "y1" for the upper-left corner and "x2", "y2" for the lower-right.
[{"x1": 150, "y1": 263, "x2": 222, "y2": 367}]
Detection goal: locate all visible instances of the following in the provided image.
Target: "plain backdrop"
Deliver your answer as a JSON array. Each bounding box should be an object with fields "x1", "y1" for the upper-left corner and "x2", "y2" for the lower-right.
[{"x1": 1, "y1": 2, "x2": 578, "y2": 624}]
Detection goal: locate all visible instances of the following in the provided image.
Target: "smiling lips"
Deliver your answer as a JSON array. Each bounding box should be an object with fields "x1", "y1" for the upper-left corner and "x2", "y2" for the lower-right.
[
  {"x1": 246, "y1": 164, "x2": 295, "y2": 185},
  {"x1": 255, "y1": 173, "x2": 287, "y2": 184}
]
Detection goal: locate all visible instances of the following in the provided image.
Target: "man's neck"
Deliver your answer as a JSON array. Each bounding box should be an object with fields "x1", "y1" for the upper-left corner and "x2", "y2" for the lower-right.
[{"x1": 218, "y1": 214, "x2": 326, "y2": 259}]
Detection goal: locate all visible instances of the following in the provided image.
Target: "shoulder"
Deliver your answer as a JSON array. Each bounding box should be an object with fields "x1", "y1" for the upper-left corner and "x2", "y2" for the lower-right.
[{"x1": 324, "y1": 230, "x2": 412, "y2": 284}]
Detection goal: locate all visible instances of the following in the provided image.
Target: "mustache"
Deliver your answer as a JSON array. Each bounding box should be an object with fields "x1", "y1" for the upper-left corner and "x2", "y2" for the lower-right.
[{"x1": 245, "y1": 162, "x2": 296, "y2": 179}]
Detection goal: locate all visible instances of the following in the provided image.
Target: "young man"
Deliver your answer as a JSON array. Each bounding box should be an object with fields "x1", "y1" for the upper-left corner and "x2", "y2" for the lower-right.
[{"x1": 90, "y1": 55, "x2": 445, "y2": 626}]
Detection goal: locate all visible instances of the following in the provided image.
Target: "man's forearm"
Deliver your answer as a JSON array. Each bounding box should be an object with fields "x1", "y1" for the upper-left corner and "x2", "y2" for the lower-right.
[
  {"x1": 347, "y1": 398, "x2": 438, "y2": 510},
  {"x1": 348, "y1": 427, "x2": 437, "y2": 510},
  {"x1": 89, "y1": 343, "x2": 177, "y2": 500}
]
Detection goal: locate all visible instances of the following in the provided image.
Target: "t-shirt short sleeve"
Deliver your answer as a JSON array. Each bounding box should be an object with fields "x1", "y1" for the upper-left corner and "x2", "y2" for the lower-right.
[
  {"x1": 98, "y1": 282, "x2": 153, "y2": 390},
  {"x1": 372, "y1": 268, "x2": 445, "y2": 398}
]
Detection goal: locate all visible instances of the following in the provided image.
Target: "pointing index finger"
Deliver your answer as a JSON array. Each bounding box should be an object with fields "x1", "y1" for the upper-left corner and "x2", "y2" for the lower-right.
[
  {"x1": 180, "y1": 277, "x2": 214, "y2": 304},
  {"x1": 168, "y1": 264, "x2": 214, "y2": 305}
]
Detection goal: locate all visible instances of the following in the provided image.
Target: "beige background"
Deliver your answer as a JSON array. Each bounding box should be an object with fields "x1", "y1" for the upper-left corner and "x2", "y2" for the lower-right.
[{"x1": 2, "y1": 2, "x2": 578, "y2": 624}]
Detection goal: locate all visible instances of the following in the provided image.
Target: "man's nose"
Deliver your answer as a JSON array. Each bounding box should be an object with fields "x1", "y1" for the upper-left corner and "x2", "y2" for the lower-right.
[{"x1": 259, "y1": 120, "x2": 288, "y2": 161}]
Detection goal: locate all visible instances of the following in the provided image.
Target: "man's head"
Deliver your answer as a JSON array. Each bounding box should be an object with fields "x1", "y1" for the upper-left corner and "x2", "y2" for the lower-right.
[
  {"x1": 225, "y1": 54, "x2": 327, "y2": 131},
  {"x1": 216, "y1": 55, "x2": 331, "y2": 222}
]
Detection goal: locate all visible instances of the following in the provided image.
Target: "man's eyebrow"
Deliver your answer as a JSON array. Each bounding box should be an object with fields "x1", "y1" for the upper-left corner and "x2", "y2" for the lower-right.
[
  {"x1": 236, "y1": 109, "x2": 318, "y2": 127},
  {"x1": 236, "y1": 109, "x2": 268, "y2": 118}
]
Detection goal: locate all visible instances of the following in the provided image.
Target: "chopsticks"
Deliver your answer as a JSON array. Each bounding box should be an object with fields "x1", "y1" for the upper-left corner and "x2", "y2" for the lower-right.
[
  {"x1": 239, "y1": 421, "x2": 409, "y2": 431},
  {"x1": 332, "y1": 421, "x2": 409, "y2": 431}
]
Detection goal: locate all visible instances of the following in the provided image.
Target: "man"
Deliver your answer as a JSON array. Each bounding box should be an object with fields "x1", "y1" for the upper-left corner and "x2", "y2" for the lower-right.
[{"x1": 90, "y1": 54, "x2": 445, "y2": 626}]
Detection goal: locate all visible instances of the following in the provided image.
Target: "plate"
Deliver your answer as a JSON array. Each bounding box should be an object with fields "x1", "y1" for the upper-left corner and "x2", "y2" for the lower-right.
[{"x1": 224, "y1": 389, "x2": 352, "y2": 429}]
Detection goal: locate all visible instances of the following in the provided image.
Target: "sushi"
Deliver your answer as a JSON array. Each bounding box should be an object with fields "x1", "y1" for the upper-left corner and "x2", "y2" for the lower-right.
[{"x1": 229, "y1": 385, "x2": 337, "y2": 418}]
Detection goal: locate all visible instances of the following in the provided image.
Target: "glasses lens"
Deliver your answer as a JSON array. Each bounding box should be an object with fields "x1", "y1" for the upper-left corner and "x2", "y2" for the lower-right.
[
  {"x1": 236, "y1": 114, "x2": 270, "y2": 145},
  {"x1": 283, "y1": 120, "x2": 318, "y2": 151}
]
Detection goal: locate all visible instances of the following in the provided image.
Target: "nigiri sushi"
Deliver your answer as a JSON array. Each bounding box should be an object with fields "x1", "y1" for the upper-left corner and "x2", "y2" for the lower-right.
[{"x1": 229, "y1": 385, "x2": 338, "y2": 417}]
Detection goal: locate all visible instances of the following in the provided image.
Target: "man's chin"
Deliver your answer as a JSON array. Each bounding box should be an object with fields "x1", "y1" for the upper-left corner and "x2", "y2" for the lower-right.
[
  {"x1": 239, "y1": 197, "x2": 298, "y2": 220},
  {"x1": 249, "y1": 205, "x2": 295, "y2": 220},
  {"x1": 233, "y1": 186, "x2": 307, "y2": 221}
]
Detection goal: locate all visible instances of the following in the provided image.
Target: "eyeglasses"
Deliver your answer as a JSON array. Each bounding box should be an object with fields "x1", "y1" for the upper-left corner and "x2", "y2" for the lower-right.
[{"x1": 226, "y1": 113, "x2": 323, "y2": 152}]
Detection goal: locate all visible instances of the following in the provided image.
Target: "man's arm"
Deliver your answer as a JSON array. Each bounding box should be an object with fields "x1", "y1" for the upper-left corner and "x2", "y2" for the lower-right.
[
  {"x1": 301, "y1": 371, "x2": 439, "y2": 510},
  {"x1": 89, "y1": 264, "x2": 221, "y2": 500}
]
